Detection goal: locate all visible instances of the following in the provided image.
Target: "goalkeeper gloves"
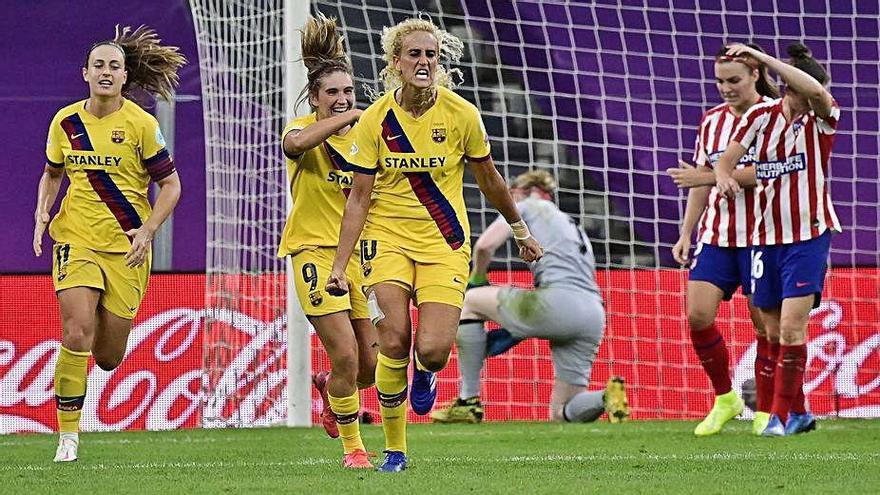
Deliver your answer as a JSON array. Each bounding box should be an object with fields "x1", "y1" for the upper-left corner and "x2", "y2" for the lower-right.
[{"x1": 467, "y1": 273, "x2": 490, "y2": 290}]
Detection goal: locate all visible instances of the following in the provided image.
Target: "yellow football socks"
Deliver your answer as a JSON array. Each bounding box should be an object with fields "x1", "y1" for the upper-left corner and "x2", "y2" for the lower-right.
[
  {"x1": 376, "y1": 353, "x2": 409, "y2": 454},
  {"x1": 54, "y1": 346, "x2": 90, "y2": 433},
  {"x1": 328, "y1": 391, "x2": 364, "y2": 454}
]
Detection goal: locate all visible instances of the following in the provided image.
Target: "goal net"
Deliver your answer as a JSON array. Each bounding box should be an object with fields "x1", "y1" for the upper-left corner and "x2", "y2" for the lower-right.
[
  {"x1": 192, "y1": 0, "x2": 310, "y2": 427},
  {"x1": 191, "y1": 0, "x2": 880, "y2": 427},
  {"x1": 314, "y1": 0, "x2": 880, "y2": 421}
]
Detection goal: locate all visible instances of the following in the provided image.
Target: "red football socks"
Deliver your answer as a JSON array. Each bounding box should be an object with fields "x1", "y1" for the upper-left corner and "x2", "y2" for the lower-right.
[
  {"x1": 771, "y1": 344, "x2": 807, "y2": 423},
  {"x1": 690, "y1": 324, "x2": 732, "y2": 396}
]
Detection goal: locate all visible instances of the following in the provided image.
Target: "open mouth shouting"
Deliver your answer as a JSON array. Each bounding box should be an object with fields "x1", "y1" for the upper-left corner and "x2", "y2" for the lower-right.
[{"x1": 415, "y1": 68, "x2": 431, "y2": 81}]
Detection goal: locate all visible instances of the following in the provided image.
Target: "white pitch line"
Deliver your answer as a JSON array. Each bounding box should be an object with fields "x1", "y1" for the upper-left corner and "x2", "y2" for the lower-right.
[
  {"x1": 6, "y1": 421, "x2": 863, "y2": 446},
  {"x1": 4, "y1": 451, "x2": 878, "y2": 472},
  {"x1": 2, "y1": 459, "x2": 333, "y2": 472},
  {"x1": 0, "y1": 421, "x2": 865, "y2": 448},
  {"x1": 0, "y1": 436, "x2": 233, "y2": 447}
]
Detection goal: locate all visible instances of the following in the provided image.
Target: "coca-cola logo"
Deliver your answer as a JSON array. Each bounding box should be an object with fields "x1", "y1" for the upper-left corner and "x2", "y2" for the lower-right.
[{"x1": 0, "y1": 307, "x2": 297, "y2": 434}]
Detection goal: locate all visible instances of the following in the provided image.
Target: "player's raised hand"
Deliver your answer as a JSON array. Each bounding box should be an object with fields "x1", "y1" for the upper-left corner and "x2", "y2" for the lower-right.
[
  {"x1": 325, "y1": 269, "x2": 350, "y2": 296},
  {"x1": 667, "y1": 160, "x2": 708, "y2": 189},
  {"x1": 671, "y1": 235, "x2": 692, "y2": 266},
  {"x1": 33, "y1": 210, "x2": 50, "y2": 256},
  {"x1": 516, "y1": 236, "x2": 543, "y2": 262},
  {"x1": 725, "y1": 43, "x2": 762, "y2": 60},
  {"x1": 124, "y1": 226, "x2": 154, "y2": 268}
]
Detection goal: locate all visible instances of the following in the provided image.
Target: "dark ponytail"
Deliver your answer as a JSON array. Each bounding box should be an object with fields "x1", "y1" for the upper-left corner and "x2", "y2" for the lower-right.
[
  {"x1": 746, "y1": 43, "x2": 780, "y2": 98},
  {"x1": 787, "y1": 43, "x2": 829, "y2": 85}
]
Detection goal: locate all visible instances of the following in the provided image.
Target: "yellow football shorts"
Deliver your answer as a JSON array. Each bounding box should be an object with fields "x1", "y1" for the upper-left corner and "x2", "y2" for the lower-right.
[
  {"x1": 291, "y1": 247, "x2": 369, "y2": 319},
  {"x1": 51, "y1": 243, "x2": 150, "y2": 320},
  {"x1": 359, "y1": 239, "x2": 469, "y2": 308}
]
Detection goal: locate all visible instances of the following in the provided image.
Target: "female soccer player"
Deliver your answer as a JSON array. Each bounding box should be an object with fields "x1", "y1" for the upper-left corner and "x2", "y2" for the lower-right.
[
  {"x1": 277, "y1": 14, "x2": 377, "y2": 469},
  {"x1": 669, "y1": 44, "x2": 787, "y2": 437},
  {"x1": 33, "y1": 26, "x2": 185, "y2": 462},
  {"x1": 714, "y1": 43, "x2": 839, "y2": 436},
  {"x1": 325, "y1": 16, "x2": 542, "y2": 472}
]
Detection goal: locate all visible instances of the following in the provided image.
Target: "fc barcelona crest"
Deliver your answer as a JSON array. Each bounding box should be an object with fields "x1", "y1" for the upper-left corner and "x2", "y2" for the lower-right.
[
  {"x1": 431, "y1": 126, "x2": 447, "y2": 143},
  {"x1": 362, "y1": 261, "x2": 372, "y2": 277},
  {"x1": 309, "y1": 291, "x2": 323, "y2": 307},
  {"x1": 111, "y1": 130, "x2": 125, "y2": 144}
]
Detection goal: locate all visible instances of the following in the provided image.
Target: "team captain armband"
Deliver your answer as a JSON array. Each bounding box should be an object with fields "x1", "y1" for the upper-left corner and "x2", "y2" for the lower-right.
[
  {"x1": 466, "y1": 153, "x2": 492, "y2": 163},
  {"x1": 509, "y1": 219, "x2": 531, "y2": 240},
  {"x1": 143, "y1": 149, "x2": 176, "y2": 181}
]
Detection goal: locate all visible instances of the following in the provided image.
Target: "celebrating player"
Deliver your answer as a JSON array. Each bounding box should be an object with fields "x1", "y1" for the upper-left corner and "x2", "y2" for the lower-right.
[
  {"x1": 277, "y1": 14, "x2": 377, "y2": 469},
  {"x1": 714, "y1": 43, "x2": 839, "y2": 436},
  {"x1": 667, "y1": 44, "x2": 790, "y2": 436},
  {"x1": 325, "y1": 16, "x2": 543, "y2": 472},
  {"x1": 33, "y1": 26, "x2": 185, "y2": 462},
  {"x1": 430, "y1": 170, "x2": 629, "y2": 425}
]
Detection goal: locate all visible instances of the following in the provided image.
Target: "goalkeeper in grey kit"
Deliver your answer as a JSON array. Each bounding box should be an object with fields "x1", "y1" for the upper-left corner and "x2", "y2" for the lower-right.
[{"x1": 431, "y1": 170, "x2": 630, "y2": 424}]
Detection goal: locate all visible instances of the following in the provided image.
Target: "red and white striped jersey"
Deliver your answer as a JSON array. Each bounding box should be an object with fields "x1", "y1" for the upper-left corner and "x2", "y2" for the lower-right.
[
  {"x1": 731, "y1": 98, "x2": 842, "y2": 246},
  {"x1": 693, "y1": 97, "x2": 772, "y2": 247}
]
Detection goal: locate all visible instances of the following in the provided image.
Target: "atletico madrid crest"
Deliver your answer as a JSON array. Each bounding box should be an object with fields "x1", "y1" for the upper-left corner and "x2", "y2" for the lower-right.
[
  {"x1": 111, "y1": 130, "x2": 125, "y2": 144},
  {"x1": 432, "y1": 127, "x2": 446, "y2": 143}
]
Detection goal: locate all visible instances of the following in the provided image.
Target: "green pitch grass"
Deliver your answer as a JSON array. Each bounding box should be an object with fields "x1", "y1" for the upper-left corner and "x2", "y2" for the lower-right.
[{"x1": 3, "y1": 420, "x2": 879, "y2": 494}]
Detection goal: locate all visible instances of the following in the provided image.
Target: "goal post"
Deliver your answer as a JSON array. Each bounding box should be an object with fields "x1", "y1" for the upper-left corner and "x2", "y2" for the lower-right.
[
  {"x1": 191, "y1": 0, "x2": 313, "y2": 428},
  {"x1": 284, "y1": 0, "x2": 313, "y2": 428}
]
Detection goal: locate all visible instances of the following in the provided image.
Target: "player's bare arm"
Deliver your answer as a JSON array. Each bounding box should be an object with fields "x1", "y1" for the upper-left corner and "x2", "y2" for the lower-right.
[
  {"x1": 326, "y1": 171, "x2": 374, "y2": 296},
  {"x1": 470, "y1": 217, "x2": 510, "y2": 284},
  {"x1": 668, "y1": 160, "x2": 757, "y2": 189},
  {"x1": 468, "y1": 158, "x2": 543, "y2": 262},
  {"x1": 283, "y1": 108, "x2": 362, "y2": 157},
  {"x1": 672, "y1": 184, "x2": 709, "y2": 266},
  {"x1": 726, "y1": 43, "x2": 833, "y2": 119},
  {"x1": 713, "y1": 141, "x2": 748, "y2": 198},
  {"x1": 125, "y1": 171, "x2": 181, "y2": 268},
  {"x1": 33, "y1": 164, "x2": 64, "y2": 257}
]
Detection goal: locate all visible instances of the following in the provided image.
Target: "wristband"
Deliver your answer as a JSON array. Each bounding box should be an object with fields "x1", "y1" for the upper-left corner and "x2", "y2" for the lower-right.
[{"x1": 509, "y1": 220, "x2": 531, "y2": 240}]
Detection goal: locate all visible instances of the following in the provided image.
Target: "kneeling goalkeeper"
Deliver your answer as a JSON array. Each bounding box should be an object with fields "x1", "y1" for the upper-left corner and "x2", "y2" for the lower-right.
[{"x1": 432, "y1": 170, "x2": 629, "y2": 424}]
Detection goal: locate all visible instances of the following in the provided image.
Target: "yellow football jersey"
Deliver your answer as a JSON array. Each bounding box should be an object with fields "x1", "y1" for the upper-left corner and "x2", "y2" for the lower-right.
[
  {"x1": 277, "y1": 113, "x2": 357, "y2": 256},
  {"x1": 346, "y1": 86, "x2": 491, "y2": 256},
  {"x1": 45, "y1": 98, "x2": 175, "y2": 253}
]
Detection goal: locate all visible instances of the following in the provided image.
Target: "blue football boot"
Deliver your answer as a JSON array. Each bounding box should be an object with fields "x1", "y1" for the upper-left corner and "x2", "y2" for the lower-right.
[
  {"x1": 410, "y1": 367, "x2": 437, "y2": 415},
  {"x1": 376, "y1": 450, "x2": 408, "y2": 473},
  {"x1": 784, "y1": 412, "x2": 817, "y2": 435},
  {"x1": 761, "y1": 414, "x2": 786, "y2": 437}
]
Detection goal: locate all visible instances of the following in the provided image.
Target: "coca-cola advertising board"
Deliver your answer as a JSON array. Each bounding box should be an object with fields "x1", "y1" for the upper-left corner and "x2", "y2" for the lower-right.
[{"x1": 1, "y1": 270, "x2": 878, "y2": 433}]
